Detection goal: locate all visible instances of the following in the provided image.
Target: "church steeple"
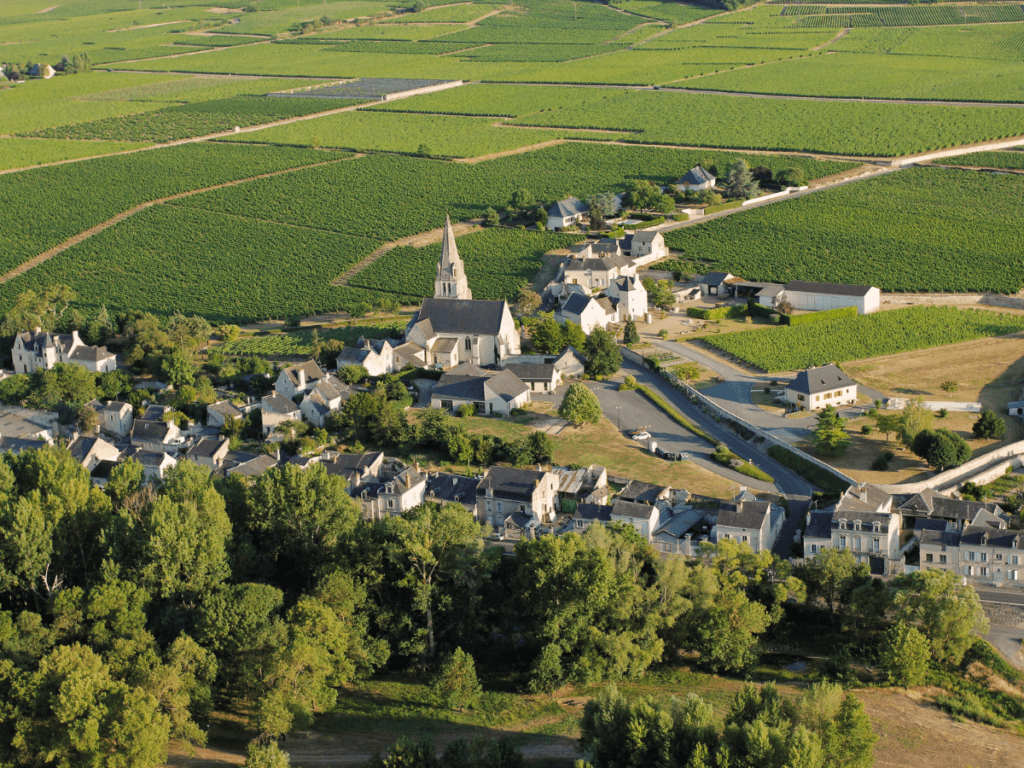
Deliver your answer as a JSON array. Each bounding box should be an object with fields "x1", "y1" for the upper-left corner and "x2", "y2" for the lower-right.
[{"x1": 434, "y1": 214, "x2": 472, "y2": 300}]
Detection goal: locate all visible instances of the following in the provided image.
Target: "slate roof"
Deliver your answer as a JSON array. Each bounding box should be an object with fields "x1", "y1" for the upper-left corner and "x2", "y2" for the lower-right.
[
  {"x1": 835, "y1": 484, "x2": 892, "y2": 516},
  {"x1": 385, "y1": 467, "x2": 425, "y2": 494},
  {"x1": 698, "y1": 271, "x2": 732, "y2": 285},
  {"x1": 678, "y1": 166, "x2": 715, "y2": 186},
  {"x1": 918, "y1": 527, "x2": 961, "y2": 548},
  {"x1": 631, "y1": 230, "x2": 662, "y2": 245},
  {"x1": 612, "y1": 498, "x2": 657, "y2": 520},
  {"x1": 67, "y1": 436, "x2": 118, "y2": 464},
  {"x1": 784, "y1": 280, "x2": 873, "y2": 297},
  {"x1": 575, "y1": 503, "x2": 613, "y2": 522},
  {"x1": 187, "y1": 437, "x2": 229, "y2": 458},
  {"x1": 898, "y1": 488, "x2": 1004, "y2": 522},
  {"x1": 618, "y1": 480, "x2": 669, "y2": 505},
  {"x1": 717, "y1": 500, "x2": 771, "y2": 531},
  {"x1": 131, "y1": 420, "x2": 175, "y2": 443},
  {"x1": 506, "y1": 511, "x2": 533, "y2": 529},
  {"x1": 596, "y1": 296, "x2": 617, "y2": 314},
  {"x1": 262, "y1": 392, "x2": 300, "y2": 416},
  {"x1": 324, "y1": 451, "x2": 384, "y2": 474},
  {"x1": 503, "y1": 363, "x2": 556, "y2": 382},
  {"x1": 548, "y1": 197, "x2": 589, "y2": 219},
  {"x1": 425, "y1": 472, "x2": 479, "y2": 505},
  {"x1": 282, "y1": 360, "x2": 325, "y2": 388},
  {"x1": 561, "y1": 293, "x2": 596, "y2": 316},
  {"x1": 479, "y1": 467, "x2": 549, "y2": 501},
  {"x1": 433, "y1": 367, "x2": 528, "y2": 403},
  {"x1": 208, "y1": 400, "x2": 243, "y2": 419},
  {"x1": 417, "y1": 298, "x2": 508, "y2": 336},
  {"x1": 122, "y1": 447, "x2": 175, "y2": 469},
  {"x1": 0, "y1": 436, "x2": 47, "y2": 455},
  {"x1": 960, "y1": 526, "x2": 1024, "y2": 549},
  {"x1": 787, "y1": 364, "x2": 855, "y2": 396},
  {"x1": 804, "y1": 511, "x2": 835, "y2": 541},
  {"x1": 564, "y1": 256, "x2": 630, "y2": 272},
  {"x1": 227, "y1": 454, "x2": 278, "y2": 477},
  {"x1": 654, "y1": 509, "x2": 703, "y2": 539}
]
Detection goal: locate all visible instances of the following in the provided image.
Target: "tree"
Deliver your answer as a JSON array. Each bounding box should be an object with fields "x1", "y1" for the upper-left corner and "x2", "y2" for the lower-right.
[
  {"x1": 897, "y1": 397, "x2": 933, "y2": 448},
  {"x1": 483, "y1": 207, "x2": 501, "y2": 227},
  {"x1": 0, "y1": 284, "x2": 75, "y2": 336},
  {"x1": 750, "y1": 165, "x2": 773, "y2": 186},
  {"x1": 512, "y1": 289, "x2": 541, "y2": 317},
  {"x1": 940, "y1": 380, "x2": 959, "y2": 393},
  {"x1": 530, "y1": 315, "x2": 565, "y2": 355},
  {"x1": 622, "y1": 319, "x2": 640, "y2": 345},
  {"x1": 910, "y1": 428, "x2": 971, "y2": 471},
  {"x1": 245, "y1": 742, "x2": 291, "y2": 768},
  {"x1": 27, "y1": 363, "x2": 97, "y2": 410},
  {"x1": 776, "y1": 167, "x2": 805, "y2": 187},
  {"x1": 790, "y1": 682, "x2": 877, "y2": 768},
  {"x1": 337, "y1": 364, "x2": 369, "y2": 385},
  {"x1": 0, "y1": 374, "x2": 30, "y2": 405},
  {"x1": 584, "y1": 328, "x2": 621, "y2": 378},
  {"x1": 162, "y1": 349, "x2": 196, "y2": 389},
  {"x1": 723, "y1": 160, "x2": 760, "y2": 199},
  {"x1": 643, "y1": 278, "x2": 675, "y2": 311},
  {"x1": 563, "y1": 320, "x2": 586, "y2": 350},
  {"x1": 879, "y1": 621, "x2": 930, "y2": 688},
  {"x1": 870, "y1": 411, "x2": 901, "y2": 442},
  {"x1": 890, "y1": 569, "x2": 988, "y2": 664},
  {"x1": 799, "y1": 548, "x2": 868, "y2": 615},
  {"x1": 774, "y1": 291, "x2": 794, "y2": 316},
  {"x1": 384, "y1": 504, "x2": 485, "y2": 657},
  {"x1": 973, "y1": 409, "x2": 1006, "y2": 440},
  {"x1": 587, "y1": 192, "x2": 620, "y2": 229},
  {"x1": 675, "y1": 363, "x2": 702, "y2": 384},
  {"x1": 624, "y1": 179, "x2": 661, "y2": 213},
  {"x1": 558, "y1": 382, "x2": 601, "y2": 426},
  {"x1": 432, "y1": 647, "x2": 482, "y2": 710},
  {"x1": 509, "y1": 188, "x2": 535, "y2": 214},
  {"x1": 812, "y1": 406, "x2": 850, "y2": 456}
]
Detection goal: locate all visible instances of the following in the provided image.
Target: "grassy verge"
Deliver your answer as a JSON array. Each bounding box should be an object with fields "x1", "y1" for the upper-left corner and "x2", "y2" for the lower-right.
[{"x1": 767, "y1": 445, "x2": 849, "y2": 494}]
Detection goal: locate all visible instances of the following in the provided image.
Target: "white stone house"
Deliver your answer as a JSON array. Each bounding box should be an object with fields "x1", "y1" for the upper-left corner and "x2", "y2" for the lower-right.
[
  {"x1": 547, "y1": 197, "x2": 589, "y2": 231},
  {"x1": 337, "y1": 338, "x2": 395, "y2": 378},
  {"x1": 918, "y1": 513, "x2": 1024, "y2": 586},
  {"x1": 624, "y1": 231, "x2": 668, "y2": 265},
  {"x1": 605, "y1": 275, "x2": 647, "y2": 320},
  {"x1": 611, "y1": 498, "x2": 662, "y2": 541},
  {"x1": 430, "y1": 363, "x2": 530, "y2": 416},
  {"x1": 373, "y1": 466, "x2": 427, "y2": 520},
  {"x1": 714, "y1": 500, "x2": 784, "y2": 554},
  {"x1": 207, "y1": 400, "x2": 243, "y2": 429},
  {"x1": 130, "y1": 419, "x2": 183, "y2": 453},
  {"x1": 558, "y1": 294, "x2": 618, "y2": 335},
  {"x1": 560, "y1": 253, "x2": 634, "y2": 290},
  {"x1": 67, "y1": 435, "x2": 121, "y2": 472},
  {"x1": 502, "y1": 362, "x2": 561, "y2": 394},
  {"x1": 261, "y1": 392, "x2": 301, "y2": 437},
  {"x1": 122, "y1": 447, "x2": 178, "y2": 482},
  {"x1": 185, "y1": 437, "x2": 231, "y2": 471},
  {"x1": 99, "y1": 401, "x2": 133, "y2": 438},
  {"x1": 675, "y1": 166, "x2": 715, "y2": 192},
  {"x1": 785, "y1": 364, "x2": 857, "y2": 412},
  {"x1": 12, "y1": 328, "x2": 117, "y2": 375},
  {"x1": 803, "y1": 484, "x2": 902, "y2": 576},
  {"x1": 275, "y1": 360, "x2": 329, "y2": 401},
  {"x1": 478, "y1": 466, "x2": 560, "y2": 527},
  {"x1": 300, "y1": 375, "x2": 352, "y2": 428}
]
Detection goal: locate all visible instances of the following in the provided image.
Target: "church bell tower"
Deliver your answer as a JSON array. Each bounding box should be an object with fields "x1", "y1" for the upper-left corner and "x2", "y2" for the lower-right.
[{"x1": 434, "y1": 215, "x2": 472, "y2": 300}]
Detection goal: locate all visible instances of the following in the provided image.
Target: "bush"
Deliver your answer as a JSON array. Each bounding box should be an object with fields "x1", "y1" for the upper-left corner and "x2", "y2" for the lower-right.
[
  {"x1": 687, "y1": 304, "x2": 747, "y2": 321},
  {"x1": 767, "y1": 445, "x2": 848, "y2": 494},
  {"x1": 457, "y1": 403, "x2": 474, "y2": 418},
  {"x1": 861, "y1": 424, "x2": 873, "y2": 435},
  {"x1": 618, "y1": 374, "x2": 637, "y2": 391},
  {"x1": 937, "y1": 408, "x2": 949, "y2": 418},
  {"x1": 870, "y1": 449, "x2": 895, "y2": 471}
]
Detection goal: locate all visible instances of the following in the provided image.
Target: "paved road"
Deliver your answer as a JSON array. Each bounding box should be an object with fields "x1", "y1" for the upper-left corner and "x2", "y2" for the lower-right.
[
  {"x1": 976, "y1": 587, "x2": 1024, "y2": 606},
  {"x1": 984, "y1": 625, "x2": 1024, "y2": 670}
]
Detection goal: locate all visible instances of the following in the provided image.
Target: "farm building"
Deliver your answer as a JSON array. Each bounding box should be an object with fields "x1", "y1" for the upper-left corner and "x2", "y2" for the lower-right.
[
  {"x1": 675, "y1": 166, "x2": 715, "y2": 192},
  {"x1": 623, "y1": 230, "x2": 668, "y2": 265},
  {"x1": 769, "y1": 281, "x2": 880, "y2": 315},
  {"x1": 696, "y1": 272, "x2": 736, "y2": 297},
  {"x1": 785, "y1": 364, "x2": 857, "y2": 412},
  {"x1": 547, "y1": 197, "x2": 589, "y2": 230}
]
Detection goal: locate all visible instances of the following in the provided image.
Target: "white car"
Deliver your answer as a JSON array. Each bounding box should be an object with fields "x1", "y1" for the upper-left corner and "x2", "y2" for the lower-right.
[{"x1": 630, "y1": 431, "x2": 651, "y2": 441}]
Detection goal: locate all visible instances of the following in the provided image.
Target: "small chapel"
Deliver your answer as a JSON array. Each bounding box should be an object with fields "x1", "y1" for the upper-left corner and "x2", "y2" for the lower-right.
[{"x1": 396, "y1": 215, "x2": 521, "y2": 369}]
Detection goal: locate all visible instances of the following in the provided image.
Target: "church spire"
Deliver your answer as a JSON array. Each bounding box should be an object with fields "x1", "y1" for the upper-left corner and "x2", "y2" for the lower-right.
[{"x1": 434, "y1": 214, "x2": 472, "y2": 300}]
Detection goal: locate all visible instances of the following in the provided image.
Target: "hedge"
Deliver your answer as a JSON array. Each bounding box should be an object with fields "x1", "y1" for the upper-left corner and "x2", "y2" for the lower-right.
[
  {"x1": 635, "y1": 384, "x2": 715, "y2": 446},
  {"x1": 747, "y1": 300, "x2": 777, "y2": 319},
  {"x1": 687, "y1": 304, "x2": 748, "y2": 321},
  {"x1": 785, "y1": 305, "x2": 858, "y2": 327},
  {"x1": 767, "y1": 444, "x2": 849, "y2": 495},
  {"x1": 625, "y1": 217, "x2": 665, "y2": 230},
  {"x1": 703, "y1": 200, "x2": 744, "y2": 215},
  {"x1": 673, "y1": 213, "x2": 689, "y2": 222}
]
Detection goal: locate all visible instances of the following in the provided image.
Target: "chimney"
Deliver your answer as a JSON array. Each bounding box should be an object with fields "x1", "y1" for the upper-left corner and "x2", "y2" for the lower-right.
[
  {"x1": 859, "y1": 485, "x2": 868, "y2": 503},
  {"x1": 452, "y1": 477, "x2": 457, "y2": 486},
  {"x1": 296, "y1": 368, "x2": 306, "y2": 389},
  {"x1": 534, "y1": 479, "x2": 540, "y2": 488},
  {"x1": 71, "y1": 329, "x2": 81, "y2": 348},
  {"x1": 806, "y1": 511, "x2": 812, "y2": 526}
]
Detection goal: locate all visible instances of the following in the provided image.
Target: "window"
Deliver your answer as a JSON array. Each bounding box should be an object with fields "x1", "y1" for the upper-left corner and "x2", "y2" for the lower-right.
[
  {"x1": 854, "y1": 536, "x2": 862, "y2": 551},
  {"x1": 839, "y1": 536, "x2": 847, "y2": 548},
  {"x1": 465, "y1": 337, "x2": 472, "y2": 350},
  {"x1": 981, "y1": 552, "x2": 988, "y2": 562},
  {"x1": 742, "y1": 536, "x2": 748, "y2": 543},
  {"x1": 873, "y1": 539, "x2": 880, "y2": 553},
  {"x1": 1013, "y1": 556, "x2": 1020, "y2": 566},
  {"x1": 939, "y1": 555, "x2": 947, "y2": 564},
  {"x1": 388, "y1": 499, "x2": 394, "y2": 509},
  {"x1": 981, "y1": 567, "x2": 988, "y2": 577},
  {"x1": 797, "y1": 394, "x2": 805, "y2": 402},
  {"x1": 968, "y1": 551, "x2": 977, "y2": 561},
  {"x1": 965, "y1": 566, "x2": 973, "y2": 576},
  {"x1": 1010, "y1": 570, "x2": 1018, "y2": 581},
  {"x1": 926, "y1": 553, "x2": 933, "y2": 563},
  {"x1": 811, "y1": 545, "x2": 818, "y2": 554}
]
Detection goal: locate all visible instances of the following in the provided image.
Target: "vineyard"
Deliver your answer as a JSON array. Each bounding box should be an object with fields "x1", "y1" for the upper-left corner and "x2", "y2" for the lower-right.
[
  {"x1": 220, "y1": 321, "x2": 406, "y2": 357},
  {"x1": 172, "y1": 34, "x2": 267, "y2": 47},
  {"x1": 0, "y1": 137, "x2": 148, "y2": 173},
  {"x1": 609, "y1": 0, "x2": 719, "y2": 24},
  {"x1": 703, "y1": 306, "x2": 1024, "y2": 373},
  {"x1": 510, "y1": 87, "x2": 1024, "y2": 156},
  {"x1": 664, "y1": 167, "x2": 1024, "y2": 294},
  {"x1": 347, "y1": 228, "x2": 583, "y2": 302},
  {"x1": 228, "y1": 1, "x2": 399, "y2": 35},
  {"x1": 380, "y1": 3, "x2": 506, "y2": 23},
  {"x1": 0, "y1": 143, "x2": 345, "y2": 276},
  {"x1": 942, "y1": 150, "x2": 1024, "y2": 170},
  {"x1": 27, "y1": 96, "x2": 348, "y2": 143},
  {"x1": 273, "y1": 78, "x2": 454, "y2": 100},
  {"x1": 781, "y1": 3, "x2": 1024, "y2": 27},
  {"x1": 828, "y1": 25, "x2": 1024, "y2": 62},
  {"x1": 74, "y1": 75, "x2": 300, "y2": 103},
  {"x1": 219, "y1": 110, "x2": 615, "y2": 158}
]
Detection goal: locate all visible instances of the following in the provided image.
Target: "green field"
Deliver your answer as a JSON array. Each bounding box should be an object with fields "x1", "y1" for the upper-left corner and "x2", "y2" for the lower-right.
[
  {"x1": 219, "y1": 110, "x2": 615, "y2": 157},
  {"x1": 220, "y1": 320, "x2": 406, "y2": 357},
  {"x1": 704, "y1": 306, "x2": 1024, "y2": 372},
  {"x1": 0, "y1": 137, "x2": 149, "y2": 171},
  {"x1": 664, "y1": 167, "x2": 1024, "y2": 294},
  {"x1": 609, "y1": 0, "x2": 719, "y2": 24},
  {"x1": 829, "y1": 25, "x2": 1024, "y2": 61}
]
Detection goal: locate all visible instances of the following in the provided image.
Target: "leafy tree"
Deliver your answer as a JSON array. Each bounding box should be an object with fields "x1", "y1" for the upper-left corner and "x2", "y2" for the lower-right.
[
  {"x1": 625, "y1": 179, "x2": 661, "y2": 213},
  {"x1": 973, "y1": 409, "x2": 1006, "y2": 440},
  {"x1": 105, "y1": 457, "x2": 145, "y2": 508},
  {"x1": 879, "y1": 621, "x2": 930, "y2": 688},
  {"x1": 675, "y1": 363, "x2": 702, "y2": 384},
  {"x1": 889, "y1": 569, "x2": 988, "y2": 664},
  {"x1": 723, "y1": 160, "x2": 760, "y2": 199},
  {"x1": 587, "y1": 192, "x2": 620, "y2": 229},
  {"x1": 530, "y1": 315, "x2": 564, "y2": 355},
  {"x1": 897, "y1": 397, "x2": 933, "y2": 448},
  {"x1": 162, "y1": 349, "x2": 196, "y2": 389},
  {"x1": 910, "y1": 428, "x2": 971, "y2": 471},
  {"x1": 776, "y1": 167, "x2": 806, "y2": 187},
  {"x1": 790, "y1": 682, "x2": 877, "y2": 768},
  {"x1": 622, "y1": 319, "x2": 640, "y2": 345},
  {"x1": 513, "y1": 289, "x2": 541, "y2": 317},
  {"x1": 584, "y1": 328, "x2": 621, "y2": 378},
  {"x1": 245, "y1": 741, "x2": 291, "y2": 768},
  {"x1": 798, "y1": 548, "x2": 868, "y2": 615},
  {"x1": 384, "y1": 504, "x2": 485, "y2": 657},
  {"x1": 509, "y1": 188, "x2": 535, "y2": 214},
  {"x1": 558, "y1": 382, "x2": 601, "y2": 426},
  {"x1": 643, "y1": 278, "x2": 675, "y2": 311},
  {"x1": 432, "y1": 647, "x2": 482, "y2": 710},
  {"x1": 525, "y1": 430, "x2": 554, "y2": 464},
  {"x1": 337, "y1": 364, "x2": 370, "y2": 385},
  {"x1": 563, "y1": 320, "x2": 586, "y2": 351},
  {"x1": 870, "y1": 411, "x2": 901, "y2": 442},
  {"x1": 0, "y1": 374, "x2": 30, "y2": 405},
  {"x1": 812, "y1": 406, "x2": 850, "y2": 456},
  {"x1": 27, "y1": 362, "x2": 97, "y2": 410},
  {"x1": 0, "y1": 284, "x2": 75, "y2": 335}
]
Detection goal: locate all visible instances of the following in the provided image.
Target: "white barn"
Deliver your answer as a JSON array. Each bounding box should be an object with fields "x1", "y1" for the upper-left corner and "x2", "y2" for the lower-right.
[{"x1": 774, "y1": 281, "x2": 880, "y2": 315}]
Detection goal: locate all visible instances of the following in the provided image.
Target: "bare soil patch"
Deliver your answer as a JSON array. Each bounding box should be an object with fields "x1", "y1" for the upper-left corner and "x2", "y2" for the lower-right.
[{"x1": 208, "y1": 6, "x2": 243, "y2": 12}]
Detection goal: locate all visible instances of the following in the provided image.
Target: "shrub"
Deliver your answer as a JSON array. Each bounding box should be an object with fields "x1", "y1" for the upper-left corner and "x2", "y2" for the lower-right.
[
  {"x1": 432, "y1": 648, "x2": 482, "y2": 711},
  {"x1": 937, "y1": 408, "x2": 949, "y2": 418},
  {"x1": 457, "y1": 403, "x2": 474, "y2": 418},
  {"x1": 861, "y1": 424, "x2": 873, "y2": 435}
]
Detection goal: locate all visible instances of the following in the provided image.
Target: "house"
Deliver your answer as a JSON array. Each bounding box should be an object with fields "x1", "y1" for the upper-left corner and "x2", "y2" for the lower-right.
[
  {"x1": 604, "y1": 275, "x2": 647, "y2": 320},
  {"x1": 226, "y1": 453, "x2": 279, "y2": 477},
  {"x1": 558, "y1": 294, "x2": 618, "y2": 335},
  {"x1": 502, "y1": 511, "x2": 538, "y2": 541},
  {"x1": 430, "y1": 363, "x2": 530, "y2": 416},
  {"x1": 29, "y1": 63, "x2": 56, "y2": 79},
  {"x1": 560, "y1": 253, "x2": 635, "y2": 290},
  {"x1": 207, "y1": 400, "x2": 243, "y2": 429},
  {"x1": 675, "y1": 166, "x2": 716, "y2": 192},
  {"x1": 299, "y1": 374, "x2": 352, "y2": 428},
  {"x1": 785, "y1": 364, "x2": 857, "y2": 412},
  {"x1": 623, "y1": 230, "x2": 668, "y2": 265},
  {"x1": 552, "y1": 464, "x2": 609, "y2": 506},
  {"x1": 322, "y1": 451, "x2": 385, "y2": 488},
  {"x1": 130, "y1": 418, "x2": 183, "y2": 453},
  {"x1": 714, "y1": 500, "x2": 784, "y2": 554},
  {"x1": 337, "y1": 338, "x2": 395, "y2": 378},
  {"x1": 1009, "y1": 400, "x2": 1024, "y2": 418},
  {"x1": 572, "y1": 503, "x2": 613, "y2": 533},
  {"x1": 617, "y1": 480, "x2": 671, "y2": 506},
  {"x1": 370, "y1": 466, "x2": 427, "y2": 520},
  {"x1": 696, "y1": 272, "x2": 735, "y2": 297},
  {"x1": 0, "y1": 408, "x2": 57, "y2": 442},
  {"x1": 122, "y1": 447, "x2": 178, "y2": 482},
  {"x1": 12, "y1": 328, "x2": 117, "y2": 375},
  {"x1": 0, "y1": 436, "x2": 51, "y2": 455},
  {"x1": 424, "y1": 472, "x2": 480, "y2": 513},
  {"x1": 478, "y1": 466, "x2": 560, "y2": 527},
  {"x1": 260, "y1": 392, "x2": 301, "y2": 437},
  {"x1": 769, "y1": 281, "x2": 881, "y2": 315},
  {"x1": 185, "y1": 437, "x2": 231, "y2": 470},
  {"x1": 802, "y1": 511, "x2": 836, "y2": 559},
  {"x1": 804, "y1": 484, "x2": 902, "y2": 575},
  {"x1": 918, "y1": 514, "x2": 1024, "y2": 586},
  {"x1": 653, "y1": 509, "x2": 706, "y2": 555},
  {"x1": 98, "y1": 401, "x2": 134, "y2": 438},
  {"x1": 275, "y1": 360, "x2": 328, "y2": 401},
  {"x1": 502, "y1": 363, "x2": 561, "y2": 394},
  {"x1": 67, "y1": 435, "x2": 121, "y2": 472},
  {"x1": 611, "y1": 498, "x2": 662, "y2": 541},
  {"x1": 898, "y1": 489, "x2": 1006, "y2": 533},
  {"x1": 499, "y1": 347, "x2": 586, "y2": 381},
  {"x1": 547, "y1": 197, "x2": 589, "y2": 230}
]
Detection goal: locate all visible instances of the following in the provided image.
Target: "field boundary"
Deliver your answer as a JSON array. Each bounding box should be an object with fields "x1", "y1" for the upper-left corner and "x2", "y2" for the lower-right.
[{"x1": 0, "y1": 154, "x2": 364, "y2": 286}]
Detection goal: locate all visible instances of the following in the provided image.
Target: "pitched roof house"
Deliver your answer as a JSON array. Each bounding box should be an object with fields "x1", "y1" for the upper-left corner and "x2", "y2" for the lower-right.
[
  {"x1": 207, "y1": 399, "x2": 243, "y2": 429},
  {"x1": 625, "y1": 230, "x2": 668, "y2": 265},
  {"x1": 547, "y1": 197, "x2": 589, "y2": 230},
  {"x1": 67, "y1": 435, "x2": 121, "y2": 472},
  {"x1": 478, "y1": 466, "x2": 560, "y2": 527},
  {"x1": 12, "y1": 328, "x2": 117, "y2": 375},
  {"x1": 275, "y1": 360, "x2": 327, "y2": 400},
  {"x1": 676, "y1": 166, "x2": 715, "y2": 192},
  {"x1": 337, "y1": 338, "x2": 395, "y2": 378},
  {"x1": 605, "y1": 275, "x2": 647, "y2": 320},
  {"x1": 430, "y1": 363, "x2": 530, "y2": 416},
  {"x1": 558, "y1": 293, "x2": 618, "y2": 335},
  {"x1": 785, "y1": 364, "x2": 857, "y2": 412},
  {"x1": 260, "y1": 392, "x2": 301, "y2": 437},
  {"x1": 715, "y1": 500, "x2": 784, "y2": 554},
  {"x1": 300, "y1": 374, "x2": 352, "y2": 428}
]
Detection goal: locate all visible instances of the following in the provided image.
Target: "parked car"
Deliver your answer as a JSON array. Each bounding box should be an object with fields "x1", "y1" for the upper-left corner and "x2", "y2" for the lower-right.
[{"x1": 630, "y1": 430, "x2": 651, "y2": 441}]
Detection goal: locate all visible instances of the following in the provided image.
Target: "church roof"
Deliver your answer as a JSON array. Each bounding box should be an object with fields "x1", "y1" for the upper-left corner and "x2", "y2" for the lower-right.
[
  {"x1": 417, "y1": 298, "x2": 507, "y2": 335},
  {"x1": 439, "y1": 214, "x2": 460, "y2": 273}
]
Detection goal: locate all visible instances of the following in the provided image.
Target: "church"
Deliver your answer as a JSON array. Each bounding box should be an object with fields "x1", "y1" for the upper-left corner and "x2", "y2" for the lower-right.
[{"x1": 394, "y1": 216, "x2": 521, "y2": 370}]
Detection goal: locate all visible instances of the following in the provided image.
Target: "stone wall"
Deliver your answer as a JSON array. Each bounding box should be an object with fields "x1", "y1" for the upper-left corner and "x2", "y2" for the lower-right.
[{"x1": 984, "y1": 603, "x2": 1024, "y2": 629}]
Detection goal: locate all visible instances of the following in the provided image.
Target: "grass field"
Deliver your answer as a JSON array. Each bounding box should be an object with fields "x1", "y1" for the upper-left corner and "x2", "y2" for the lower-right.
[
  {"x1": 665, "y1": 167, "x2": 1024, "y2": 294},
  {"x1": 0, "y1": 137, "x2": 149, "y2": 171},
  {"x1": 219, "y1": 110, "x2": 616, "y2": 157},
  {"x1": 940, "y1": 150, "x2": 1024, "y2": 170}
]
